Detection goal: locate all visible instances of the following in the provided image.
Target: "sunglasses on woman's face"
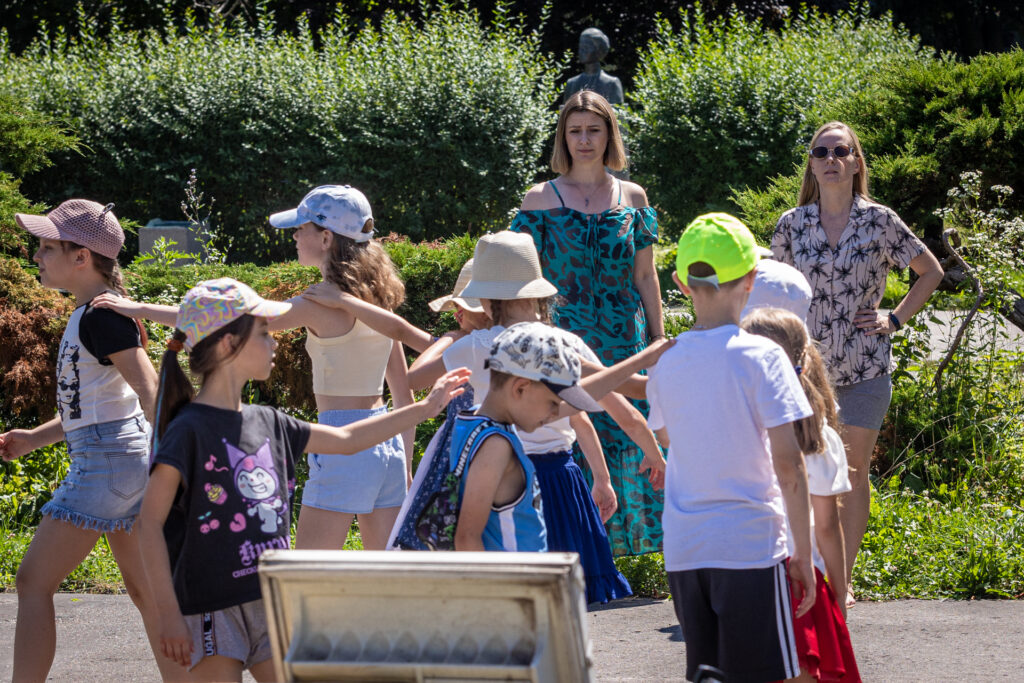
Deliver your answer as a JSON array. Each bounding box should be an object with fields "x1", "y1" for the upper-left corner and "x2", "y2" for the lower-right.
[{"x1": 809, "y1": 144, "x2": 855, "y2": 159}]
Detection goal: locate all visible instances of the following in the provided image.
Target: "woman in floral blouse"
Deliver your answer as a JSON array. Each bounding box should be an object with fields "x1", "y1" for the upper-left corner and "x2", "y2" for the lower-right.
[{"x1": 771, "y1": 121, "x2": 943, "y2": 605}]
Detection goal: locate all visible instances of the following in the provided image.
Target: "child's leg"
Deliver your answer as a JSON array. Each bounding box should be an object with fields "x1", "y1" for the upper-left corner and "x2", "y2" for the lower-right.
[
  {"x1": 105, "y1": 528, "x2": 191, "y2": 681},
  {"x1": 190, "y1": 654, "x2": 244, "y2": 682},
  {"x1": 13, "y1": 516, "x2": 101, "y2": 682},
  {"x1": 356, "y1": 506, "x2": 401, "y2": 550},
  {"x1": 249, "y1": 658, "x2": 277, "y2": 682},
  {"x1": 295, "y1": 507, "x2": 356, "y2": 549}
]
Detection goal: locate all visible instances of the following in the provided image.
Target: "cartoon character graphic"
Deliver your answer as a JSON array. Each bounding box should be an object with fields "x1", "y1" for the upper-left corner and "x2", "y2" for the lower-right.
[
  {"x1": 55, "y1": 340, "x2": 82, "y2": 421},
  {"x1": 224, "y1": 438, "x2": 285, "y2": 534}
]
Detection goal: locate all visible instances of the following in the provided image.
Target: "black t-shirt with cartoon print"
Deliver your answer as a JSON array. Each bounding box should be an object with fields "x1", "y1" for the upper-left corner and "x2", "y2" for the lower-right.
[{"x1": 153, "y1": 402, "x2": 310, "y2": 615}]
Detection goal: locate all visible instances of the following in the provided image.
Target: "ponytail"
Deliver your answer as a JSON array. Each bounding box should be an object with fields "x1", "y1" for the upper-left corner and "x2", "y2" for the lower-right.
[
  {"x1": 152, "y1": 315, "x2": 256, "y2": 451},
  {"x1": 740, "y1": 308, "x2": 837, "y2": 455}
]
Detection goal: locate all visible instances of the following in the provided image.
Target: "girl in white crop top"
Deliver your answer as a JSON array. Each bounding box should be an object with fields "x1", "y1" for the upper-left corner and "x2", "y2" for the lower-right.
[{"x1": 93, "y1": 185, "x2": 415, "y2": 551}]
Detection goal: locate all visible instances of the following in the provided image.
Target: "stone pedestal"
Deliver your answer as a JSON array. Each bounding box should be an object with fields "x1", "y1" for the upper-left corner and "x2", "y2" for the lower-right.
[{"x1": 138, "y1": 219, "x2": 208, "y2": 266}]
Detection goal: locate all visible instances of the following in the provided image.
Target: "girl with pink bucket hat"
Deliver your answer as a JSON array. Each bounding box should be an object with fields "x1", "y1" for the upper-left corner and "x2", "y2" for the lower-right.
[
  {"x1": 96, "y1": 184, "x2": 419, "y2": 551},
  {"x1": 1, "y1": 199, "x2": 183, "y2": 680}
]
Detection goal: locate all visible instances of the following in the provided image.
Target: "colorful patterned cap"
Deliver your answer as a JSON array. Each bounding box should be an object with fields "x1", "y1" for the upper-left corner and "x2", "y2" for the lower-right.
[
  {"x1": 15, "y1": 199, "x2": 124, "y2": 260},
  {"x1": 485, "y1": 321, "x2": 601, "y2": 412},
  {"x1": 177, "y1": 278, "x2": 292, "y2": 350},
  {"x1": 268, "y1": 185, "x2": 374, "y2": 243},
  {"x1": 676, "y1": 212, "x2": 760, "y2": 287}
]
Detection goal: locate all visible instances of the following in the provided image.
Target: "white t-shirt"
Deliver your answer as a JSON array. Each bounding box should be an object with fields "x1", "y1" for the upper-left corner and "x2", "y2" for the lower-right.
[
  {"x1": 800, "y1": 422, "x2": 853, "y2": 573},
  {"x1": 443, "y1": 325, "x2": 600, "y2": 454},
  {"x1": 647, "y1": 325, "x2": 813, "y2": 572}
]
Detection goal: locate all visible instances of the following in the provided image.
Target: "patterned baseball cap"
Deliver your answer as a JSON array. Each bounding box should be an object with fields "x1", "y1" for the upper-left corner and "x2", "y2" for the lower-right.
[
  {"x1": 15, "y1": 199, "x2": 125, "y2": 260},
  {"x1": 269, "y1": 185, "x2": 374, "y2": 243},
  {"x1": 485, "y1": 322, "x2": 601, "y2": 412},
  {"x1": 676, "y1": 212, "x2": 760, "y2": 287},
  {"x1": 177, "y1": 278, "x2": 292, "y2": 350}
]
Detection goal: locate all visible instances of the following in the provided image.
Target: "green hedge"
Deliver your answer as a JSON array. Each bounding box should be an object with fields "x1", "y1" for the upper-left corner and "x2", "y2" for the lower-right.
[
  {"x1": 0, "y1": 6, "x2": 562, "y2": 263},
  {"x1": 735, "y1": 49, "x2": 1024, "y2": 241},
  {"x1": 629, "y1": 3, "x2": 930, "y2": 238}
]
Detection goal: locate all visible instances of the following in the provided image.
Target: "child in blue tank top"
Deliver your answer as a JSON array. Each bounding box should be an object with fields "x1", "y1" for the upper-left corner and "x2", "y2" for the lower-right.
[{"x1": 452, "y1": 322, "x2": 671, "y2": 552}]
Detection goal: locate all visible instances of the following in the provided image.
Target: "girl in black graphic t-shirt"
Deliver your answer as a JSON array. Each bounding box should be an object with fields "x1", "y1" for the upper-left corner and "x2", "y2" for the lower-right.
[{"x1": 137, "y1": 278, "x2": 468, "y2": 681}]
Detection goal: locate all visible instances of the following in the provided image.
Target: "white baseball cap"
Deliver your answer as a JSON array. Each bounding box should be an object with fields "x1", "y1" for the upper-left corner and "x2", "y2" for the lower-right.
[
  {"x1": 269, "y1": 185, "x2": 374, "y2": 243},
  {"x1": 742, "y1": 258, "x2": 813, "y2": 324},
  {"x1": 485, "y1": 322, "x2": 601, "y2": 412}
]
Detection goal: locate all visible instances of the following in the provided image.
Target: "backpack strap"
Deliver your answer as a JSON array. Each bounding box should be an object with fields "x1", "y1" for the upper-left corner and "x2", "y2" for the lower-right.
[{"x1": 452, "y1": 419, "x2": 495, "y2": 477}]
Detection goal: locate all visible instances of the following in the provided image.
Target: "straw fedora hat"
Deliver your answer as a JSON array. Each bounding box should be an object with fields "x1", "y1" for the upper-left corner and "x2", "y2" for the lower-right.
[
  {"x1": 460, "y1": 231, "x2": 558, "y2": 300},
  {"x1": 428, "y1": 259, "x2": 485, "y2": 313}
]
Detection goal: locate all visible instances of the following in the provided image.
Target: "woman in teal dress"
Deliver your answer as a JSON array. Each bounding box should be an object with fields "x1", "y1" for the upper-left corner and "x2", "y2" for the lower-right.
[{"x1": 510, "y1": 90, "x2": 666, "y2": 555}]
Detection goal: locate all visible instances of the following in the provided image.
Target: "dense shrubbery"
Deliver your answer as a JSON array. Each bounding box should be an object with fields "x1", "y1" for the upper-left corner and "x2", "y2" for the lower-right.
[
  {"x1": 629, "y1": 3, "x2": 930, "y2": 238},
  {"x1": 0, "y1": 6, "x2": 561, "y2": 262},
  {"x1": 735, "y1": 49, "x2": 1024, "y2": 241}
]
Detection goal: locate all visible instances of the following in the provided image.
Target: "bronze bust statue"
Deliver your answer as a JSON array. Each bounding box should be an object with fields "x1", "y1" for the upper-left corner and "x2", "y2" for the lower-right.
[{"x1": 562, "y1": 28, "x2": 624, "y2": 105}]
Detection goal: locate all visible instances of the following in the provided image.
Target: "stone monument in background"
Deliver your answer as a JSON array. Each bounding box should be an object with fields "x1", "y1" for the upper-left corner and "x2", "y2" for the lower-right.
[{"x1": 562, "y1": 27, "x2": 623, "y2": 105}]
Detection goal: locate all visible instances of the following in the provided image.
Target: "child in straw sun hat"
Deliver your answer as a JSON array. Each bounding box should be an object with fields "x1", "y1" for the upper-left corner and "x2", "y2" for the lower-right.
[{"x1": 443, "y1": 232, "x2": 666, "y2": 601}]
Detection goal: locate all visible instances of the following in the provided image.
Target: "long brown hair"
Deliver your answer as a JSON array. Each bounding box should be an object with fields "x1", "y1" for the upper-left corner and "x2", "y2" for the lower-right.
[
  {"x1": 797, "y1": 121, "x2": 870, "y2": 207},
  {"x1": 318, "y1": 226, "x2": 405, "y2": 311},
  {"x1": 153, "y1": 315, "x2": 255, "y2": 442},
  {"x1": 63, "y1": 240, "x2": 148, "y2": 348},
  {"x1": 551, "y1": 90, "x2": 628, "y2": 174},
  {"x1": 741, "y1": 308, "x2": 837, "y2": 455}
]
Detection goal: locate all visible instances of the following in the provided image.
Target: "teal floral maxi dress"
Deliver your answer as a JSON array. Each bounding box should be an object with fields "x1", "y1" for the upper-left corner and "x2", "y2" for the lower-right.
[{"x1": 510, "y1": 180, "x2": 664, "y2": 555}]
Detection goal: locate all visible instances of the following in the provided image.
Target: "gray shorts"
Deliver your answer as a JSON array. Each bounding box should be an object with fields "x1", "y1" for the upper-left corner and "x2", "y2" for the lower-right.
[
  {"x1": 185, "y1": 599, "x2": 272, "y2": 671},
  {"x1": 835, "y1": 374, "x2": 893, "y2": 430}
]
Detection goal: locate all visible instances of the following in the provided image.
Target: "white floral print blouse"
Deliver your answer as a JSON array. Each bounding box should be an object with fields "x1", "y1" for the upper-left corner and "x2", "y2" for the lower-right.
[{"x1": 771, "y1": 194, "x2": 926, "y2": 386}]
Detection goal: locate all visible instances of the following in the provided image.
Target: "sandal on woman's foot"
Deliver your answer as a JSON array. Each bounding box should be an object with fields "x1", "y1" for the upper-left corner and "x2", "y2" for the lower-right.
[{"x1": 846, "y1": 584, "x2": 856, "y2": 609}]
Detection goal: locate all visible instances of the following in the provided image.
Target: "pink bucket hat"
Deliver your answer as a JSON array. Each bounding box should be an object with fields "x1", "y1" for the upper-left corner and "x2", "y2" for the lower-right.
[
  {"x1": 15, "y1": 199, "x2": 125, "y2": 260},
  {"x1": 177, "y1": 278, "x2": 292, "y2": 350}
]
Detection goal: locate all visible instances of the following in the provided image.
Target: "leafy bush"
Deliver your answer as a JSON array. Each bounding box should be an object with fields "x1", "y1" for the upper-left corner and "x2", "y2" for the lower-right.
[
  {"x1": 0, "y1": 6, "x2": 562, "y2": 262},
  {"x1": 630, "y1": 3, "x2": 930, "y2": 238},
  {"x1": 735, "y1": 50, "x2": 1024, "y2": 241}
]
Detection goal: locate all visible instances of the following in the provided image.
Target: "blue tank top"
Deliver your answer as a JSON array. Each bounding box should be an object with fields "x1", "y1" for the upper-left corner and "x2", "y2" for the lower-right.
[{"x1": 450, "y1": 412, "x2": 547, "y2": 552}]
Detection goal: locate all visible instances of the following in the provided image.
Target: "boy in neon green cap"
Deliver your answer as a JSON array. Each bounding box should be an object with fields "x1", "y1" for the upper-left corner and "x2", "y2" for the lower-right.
[{"x1": 646, "y1": 212, "x2": 817, "y2": 682}]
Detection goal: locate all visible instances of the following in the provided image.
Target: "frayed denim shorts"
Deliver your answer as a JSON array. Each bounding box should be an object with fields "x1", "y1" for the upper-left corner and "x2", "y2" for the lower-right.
[
  {"x1": 835, "y1": 373, "x2": 893, "y2": 431},
  {"x1": 43, "y1": 414, "x2": 150, "y2": 533},
  {"x1": 301, "y1": 406, "x2": 407, "y2": 514}
]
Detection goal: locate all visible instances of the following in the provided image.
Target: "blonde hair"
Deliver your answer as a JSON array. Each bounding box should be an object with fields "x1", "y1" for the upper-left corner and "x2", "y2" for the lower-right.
[
  {"x1": 318, "y1": 225, "x2": 405, "y2": 311},
  {"x1": 485, "y1": 297, "x2": 551, "y2": 327},
  {"x1": 551, "y1": 91, "x2": 628, "y2": 174},
  {"x1": 797, "y1": 121, "x2": 870, "y2": 206},
  {"x1": 740, "y1": 308, "x2": 837, "y2": 455}
]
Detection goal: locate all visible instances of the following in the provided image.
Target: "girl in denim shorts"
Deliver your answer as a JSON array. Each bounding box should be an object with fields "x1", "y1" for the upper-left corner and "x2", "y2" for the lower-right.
[
  {"x1": 0, "y1": 200, "x2": 182, "y2": 681},
  {"x1": 136, "y1": 278, "x2": 468, "y2": 681},
  {"x1": 96, "y1": 186, "x2": 414, "y2": 551}
]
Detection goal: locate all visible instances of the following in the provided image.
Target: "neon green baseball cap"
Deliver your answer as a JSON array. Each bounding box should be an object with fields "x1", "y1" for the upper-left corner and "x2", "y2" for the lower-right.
[{"x1": 676, "y1": 213, "x2": 760, "y2": 287}]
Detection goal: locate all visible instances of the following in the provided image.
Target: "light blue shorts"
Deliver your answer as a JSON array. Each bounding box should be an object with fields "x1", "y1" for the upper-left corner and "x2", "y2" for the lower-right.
[
  {"x1": 301, "y1": 406, "x2": 407, "y2": 514},
  {"x1": 43, "y1": 414, "x2": 150, "y2": 533}
]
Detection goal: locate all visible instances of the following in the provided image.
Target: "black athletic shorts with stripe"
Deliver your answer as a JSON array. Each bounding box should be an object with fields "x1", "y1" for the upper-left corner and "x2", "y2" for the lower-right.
[{"x1": 668, "y1": 561, "x2": 799, "y2": 682}]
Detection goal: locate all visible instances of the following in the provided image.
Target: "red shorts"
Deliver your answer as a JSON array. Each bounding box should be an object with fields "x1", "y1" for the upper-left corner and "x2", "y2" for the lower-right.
[{"x1": 784, "y1": 566, "x2": 861, "y2": 682}]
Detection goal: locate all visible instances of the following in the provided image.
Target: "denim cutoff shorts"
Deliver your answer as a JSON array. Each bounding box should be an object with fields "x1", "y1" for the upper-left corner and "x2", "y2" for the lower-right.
[
  {"x1": 301, "y1": 406, "x2": 407, "y2": 514},
  {"x1": 835, "y1": 373, "x2": 893, "y2": 431},
  {"x1": 42, "y1": 414, "x2": 150, "y2": 533}
]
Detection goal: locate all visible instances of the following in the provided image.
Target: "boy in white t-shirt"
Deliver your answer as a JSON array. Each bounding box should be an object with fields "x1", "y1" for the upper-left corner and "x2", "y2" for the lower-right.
[{"x1": 647, "y1": 213, "x2": 816, "y2": 683}]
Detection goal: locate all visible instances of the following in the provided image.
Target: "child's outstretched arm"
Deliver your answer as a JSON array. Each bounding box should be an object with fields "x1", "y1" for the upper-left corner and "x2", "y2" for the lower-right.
[
  {"x1": 812, "y1": 493, "x2": 848, "y2": 618},
  {"x1": 92, "y1": 293, "x2": 178, "y2": 327},
  {"x1": 302, "y1": 282, "x2": 434, "y2": 353},
  {"x1": 569, "y1": 413, "x2": 617, "y2": 521},
  {"x1": 454, "y1": 434, "x2": 516, "y2": 551},
  {"x1": 136, "y1": 464, "x2": 193, "y2": 669},
  {"x1": 408, "y1": 332, "x2": 462, "y2": 391},
  {"x1": 597, "y1": 393, "x2": 666, "y2": 490},
  {"x1": 555, "y1": 338, "x2": 675, "y2": 419},
  {"x1": 306, "y1": 368, "x2": 470, "y2": 455},
  {"x1": 0, "y1": 417, "x2": 64, "y2": 462},
  {"x1": 581, "y1": 359, "x2": 649, "y2": 400},
  {"x1": 768, "y1": 422, "x2": 816, "y2": 618}
]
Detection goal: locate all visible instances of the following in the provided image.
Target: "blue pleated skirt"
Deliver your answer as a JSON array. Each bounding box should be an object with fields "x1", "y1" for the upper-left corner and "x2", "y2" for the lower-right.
[{"x1": 528, "y1": 448, "x2": 632, "y2": 604}]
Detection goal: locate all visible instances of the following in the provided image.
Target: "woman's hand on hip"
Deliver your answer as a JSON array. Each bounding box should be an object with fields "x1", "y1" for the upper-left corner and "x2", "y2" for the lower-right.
[{"x1": 854, "y1": 308, "x2": 896, "y2": 336}]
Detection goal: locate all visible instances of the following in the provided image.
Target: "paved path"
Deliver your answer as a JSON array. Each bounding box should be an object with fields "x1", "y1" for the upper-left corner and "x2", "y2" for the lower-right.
[{"x1": 1, "y1": 594, "x2": 1022, "y2": 681}]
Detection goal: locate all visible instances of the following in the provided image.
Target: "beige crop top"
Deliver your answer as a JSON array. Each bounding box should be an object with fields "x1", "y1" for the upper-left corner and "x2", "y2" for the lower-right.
[{"x1": 305, "y1": 319, "x2": 393, "y2": 396}]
